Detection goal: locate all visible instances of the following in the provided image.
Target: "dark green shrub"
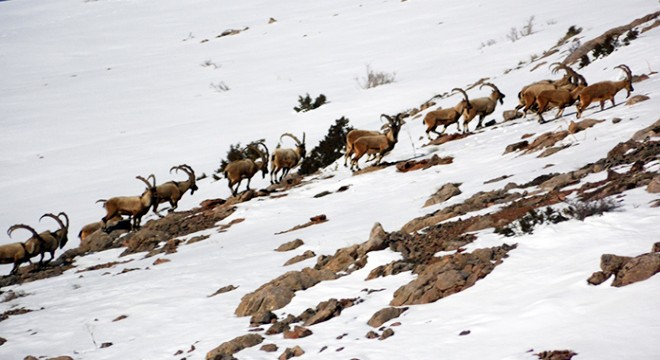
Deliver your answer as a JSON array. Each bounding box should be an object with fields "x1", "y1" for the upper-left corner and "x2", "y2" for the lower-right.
[
  {"x1": 216, "y1": 139, "x2": 266, "y2": 175},
  {"x1": 294, "y1": 93, "x2": 328, "y2": 112},
  {"x1": 298, "y1": 117, "x2": 353, "y2": 176}
]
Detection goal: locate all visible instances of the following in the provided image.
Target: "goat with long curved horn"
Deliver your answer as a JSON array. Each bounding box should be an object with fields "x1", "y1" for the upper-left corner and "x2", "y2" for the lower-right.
[
  {"x1": 461, "y1": 83, "x2": 505, "y2": 132},
  {"x1": 422, "y1": 87, "x2": 472, "y2": 139},
  {"x1": 576, "y1": 64, "x2": 634, "y2": 118},
  {"x1": 270, "y1": 132, "x2": 306, "y2": 184},
  {"x1": 225, "y1": 141, "x2": 270, "y2": 196}
]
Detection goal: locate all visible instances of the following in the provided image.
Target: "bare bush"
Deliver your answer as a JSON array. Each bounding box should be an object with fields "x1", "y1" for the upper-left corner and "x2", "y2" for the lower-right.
[
  {"x1": 210, "y1": 81, "x2": 230, "y2": 92},
  {"x1": 356, "y1": 65, "x2": 396, "y2": 89},
  {"x1": 507, "y1": 16, "x2": 536, "y2": 42},
  {"x1": 564, "y1": 198, "x2": 621, "y2": 221}
]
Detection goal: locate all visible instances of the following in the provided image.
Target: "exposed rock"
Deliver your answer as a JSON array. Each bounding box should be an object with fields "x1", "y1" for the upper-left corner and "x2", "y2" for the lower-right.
[
  {"x1": 279, "y1": 346, "x2": 304, "y2": 360},
  {"x1": 366, "y1": 261, "x2": 415, "y2": 280},
  {"x1": 249, "y1": 311, "x2": 277, "y2": 326},
  {"x1": 563, "y1": 10, "x2": 660, "y2": 65},
  {"x1": 206, "y1": 334, "x2": 263, "y2": 360},
  {"x1": 235, "y1": 268, "x2": 337, "y2": 317},
  {"x1": 427, "y1": 133, "x2": 469, "y2": 146},
  {"x1": 395, "y1": 154, "x2": 453, "y2": 172},
  {"x1": 152, "y1": 258, "x2": 171, "y2": 266},
  {"x1": 100, "y1": 342, "x2": 113, "y2": 348},
  {"x1": 260, "y1": 343, "x2": 278, "y2": 352},
  {"x1": 379, "y1": 328, "x2": 395, "y2": 340},
  {"x1": 275, "y1": 215, "x2": 328, "y2": 235},
  {"x1": 538, "y1": 145, "x2": 571, "y2": 158},
  {"x1": 365, "y1": 330, "x2": 379, "y2": 339},
  {"x1": 504, "y1": 140, "x2": 529, "y2": 154},
  {"x1": 568, "y1": 119, "x2": 604, "y2": 134},
  {"x1": 391, "y1": 244, "x2": 516, "y2": 306},
  {"x1": 503, "y1": 109, "x2": 523, "y2": 121},
  {"x1": 265, "y1": 314, "x2": 296, "y2": 335},
  {"x1": 653, "y1": 242, "x2": 660, "y2": 253},
  {"x1": 539, "y1": 172, "x2": 579, "y2": 191},
  {"x1": 112, "y1": 315, "x2": 128, "y2": 322},
  {"x1": 424, "y1": 183, "x2": 462, "y2": 208},
  {"x1": 626, "y1": 94, "x2": 650, "y2": 105},
  {"x1": 536, "y1": 350, "x2": 578, "y2": 360},
  {"x1": 283, "y1": 326, "x2": 312, "y2": 339},
  {"x1": 484, "y1": 175, "x2": 513, "y2": 184},
  {"x1": 459, "y1": 330, "x2": 471, "y2": 336},
  {"x1": 302, "y1": 298, "x2": 359, "y2": 326},
  {"x1": 200, "y1": 198, "x2": 226, "y2": 211},
  {"x1": 0, "y1": 336, "x2": 5, "y2": 346},
  {"x1": 367, "y1": 307, "x2": 408, "y2": 328},
  {"x1": 208, "y1": 285, "x2": 238, "y2": 297},
  {"x1": 631, "y1": 119, "x2": 660, "y2": 142},
  {"x1": 276, "y1": 239, "x2": 304, "y2": 252},
  {"x1": 612, "y1": 253, "x2": 660, "y2": 287},
  {"x1": 284, "y1": 250, "x2": 316, "y2": 266},
  {"x1": 121, "y1": 229, "x2": 170, "y2": 256},
  {"x1": 647, "y1": 176, "x2": 660, "y2": 193}
]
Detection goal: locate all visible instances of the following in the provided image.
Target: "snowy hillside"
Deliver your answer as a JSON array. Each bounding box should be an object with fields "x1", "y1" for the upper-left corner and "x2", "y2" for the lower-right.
[{"x1": 1, "y1": 0, "x2": 659, "y2": 359}]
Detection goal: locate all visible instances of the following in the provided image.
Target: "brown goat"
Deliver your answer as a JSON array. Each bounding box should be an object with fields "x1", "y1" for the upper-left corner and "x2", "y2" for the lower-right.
[
  {"x1": 270, "y1": 133, "x2": 306, "y2": 184},
  {"x1": 153, "y1": 165, "x2": 198, "y2": 212},
  {"x1": 3, "y1": 224, "x2": 45, "y2": 275},
  {"x1": 225, "y1": 142, "x2": 269, "y2": 196},
  {"x1": 97, "y1": 175, "x2": 158, "y2": 230},
  {"x1": 422, "y1": 88, "x2": 471, "y2": 139},
  {"x1": 461, "y1": 83, "x2": 505, "y2": 132},
  {"x1": 516, "y1": 63, "x2": 585, "y2": 113},
  {"x1": 24, "y1": 212, "x2": 69, "y2": 265},
  {"x1": 535, "y1": 85, "x2": 586, "y2": 123},
  {"x1": 576, "y1": 64, "x2": 633, "y2": 118},
  {"x1": 350, "y1": 113, "x2": 404, "y2": 171}
]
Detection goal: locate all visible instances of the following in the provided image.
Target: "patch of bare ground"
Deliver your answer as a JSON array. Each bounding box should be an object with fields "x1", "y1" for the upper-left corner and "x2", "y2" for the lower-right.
[
  {"x1": 275, "y1": 215, "x2": 328, "y2": 235},
  {"x1": 536, "y1": 350, "x2": 578, "y2": 360},
  {"x1": 395, "y1": 154, "x2": 454, "y2": 172},
  {"x1": 563, "y1": 11, "x2": 660, "y2": 65},
  {"x1": 503, "y1": 119, "x2": 604, "y2": 157},
  {"x1": 0, "y1": 307, "x2": 35, "y2": 322}
]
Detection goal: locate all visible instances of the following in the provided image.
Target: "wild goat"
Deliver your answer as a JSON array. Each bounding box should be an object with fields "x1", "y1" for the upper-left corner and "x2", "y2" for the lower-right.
[
  {"x1": 153, "y1": 164, "x2": 198, "y2": 212},
  {"x1": 461, "y1": 83, "x2": 506, "y2": 132},
  {"x1": 23, "y1": 212, "x2": 69, "y2": 265},
  {"x1": 270, "y1": 132, "x2": 306, "y2": 184},
  {"x1": 2, "y1": 224, "x2": 45, "y2": 275},
  {"x1": 422, "y1": 88, "x2": 471, "y2": 139},
  {"x1": 78, "y1": 214, "x2": 130, "y2": 242},
  {"x1": 344, "y1": 114, "x2": 405, "y2": 166},
  {"x1": 97, "y1": 175, "x2": 158, "y2": 230},
  {"x1": 576, "y1": 64, "x2": 634, "y2": 118},
  {"x1": 516, "y1": 63, "x2": 585, "y2": 113},
  {"x1": 225, "y1": 142, "x2": 269, "y2": 196},
  {"x1": 350, "y1": 113, "x2": 404, "y2": 171},
  {"x1": 534, "y1": 85, "x2": 586, "y2": 123}
]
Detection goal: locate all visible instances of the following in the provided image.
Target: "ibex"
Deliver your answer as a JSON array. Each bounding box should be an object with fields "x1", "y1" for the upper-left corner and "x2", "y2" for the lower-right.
[
  {"x1": 516, "y1": 63, "x2": 585, "y2": 114},
  {"x1": 534, "y1": 84, "x2": 586, "y2": 123},
  {"x1": 461, "y1": 83, "x2": 505, "y2": 132},
  {"x1": 23, "y1": 212, "x2": 69, "y2": 265},
  {"x1": 97, "y1": 175, "x2": 158, "y2": 230},
  {"x1": 422, "y1": 88, "x2": 471, "y2": 139},
  {"x1": 270, "y1": 132, "x2": 306, "y2": 184},
  {"x1": 78, "y1": 214, "x2": 130, "y2": 242},
  {"x1": 350, "y1": 113, "x2": 404, "y2": 171},
  {"x1": 2, "y1": 224, "x2": 45, "y2": 275},
  {"x1": 576, "y1": 64, "x2": 634, "y2": 118},
  {"x1": 225, "y1": 142, "x2": 269, "y2": 196},
  {"x1": 153, "y1": 164, "x2": 198, "y2": 212}
]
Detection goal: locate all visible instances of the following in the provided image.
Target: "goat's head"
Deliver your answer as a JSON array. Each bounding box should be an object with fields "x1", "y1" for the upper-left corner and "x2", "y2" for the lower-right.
[
  {"x1": 480, "y1": 83, "x2": 505, "y2": 104},
  {"x1": 171, "y1": 164, "x2": 198, "y2": 194},
  {"x1": 137, "y1": 174, "x2": 159, "y2": 209},
  {"x1": 40, "y1": 212, "x2": 69, "y2": 249},
  {"x1": 280, "y1": 132, "x2": 306, "y2": 159},
  {"x1": 615, "y1": 64, "x2": 634, "y2": 96}
]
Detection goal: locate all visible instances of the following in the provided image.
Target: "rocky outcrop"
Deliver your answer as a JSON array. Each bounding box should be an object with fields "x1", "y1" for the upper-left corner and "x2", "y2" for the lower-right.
[
  {"x1": 588, "y1": 244, "x2": 660, "y2": 287},
  {"x1": 536, "y1": 350, "x2": 578, "y2": 360},
  {"x1": 390, "y1": 244, "x2": 516, "y2": 306},
  {"x1": 234, "y1": 267, "x2": 337, "y2": 317},
  {"x1": 367, "y1": 307, "x2": 409, "y2": 328},
  {"x1": 424, "y1": 183, "x2": 461, "y2": 207},
  {"x1": 206, "y1": 334, "x2": 263, "y2": 360}
]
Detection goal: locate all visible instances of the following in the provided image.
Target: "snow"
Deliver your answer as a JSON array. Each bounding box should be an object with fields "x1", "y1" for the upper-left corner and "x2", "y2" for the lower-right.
[{"x1": 1, "y1": 0, "x2": 659, "y2": 359}]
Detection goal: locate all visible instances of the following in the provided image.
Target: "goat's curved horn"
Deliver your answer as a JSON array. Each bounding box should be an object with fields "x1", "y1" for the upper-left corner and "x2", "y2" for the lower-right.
[
  {"x1": 479, "y1": 82, "x2": 501, "y2": 93},
  {"x1": 58, "y1": 212, "x2": 70, "y2": 230},
  {"x1": 451, "y1": 87, "x2": 472, "y2": 109},
  {"x1": 280, "y1": 133, "x2": 302, "y2": 145},
  {"x1": 136, "y1": 175, "x2": 153, "y2": 188},
  {"x1": 257, "y1": 141, "x2": 270, "y2": 161},
  {"x1": 40, "y1": 213, "x2": 66, "y2": 233},
  {"x1": 7, "y1": 224, "x2": 41, "y2": 240},
  {"x1": 615, "y1": 64, "x2": 632, "y2": 80}
]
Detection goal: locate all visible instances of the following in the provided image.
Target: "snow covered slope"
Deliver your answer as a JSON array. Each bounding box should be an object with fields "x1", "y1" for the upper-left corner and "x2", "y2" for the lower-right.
[{"x1": 1, "y1": 0, "x2": 659, "y2": 359}]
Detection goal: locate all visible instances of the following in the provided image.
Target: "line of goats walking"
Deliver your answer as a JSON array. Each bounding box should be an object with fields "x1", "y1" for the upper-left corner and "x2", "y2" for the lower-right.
[{"x1": 1, "y1": 62, "x2": 636, "y2": 276}]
